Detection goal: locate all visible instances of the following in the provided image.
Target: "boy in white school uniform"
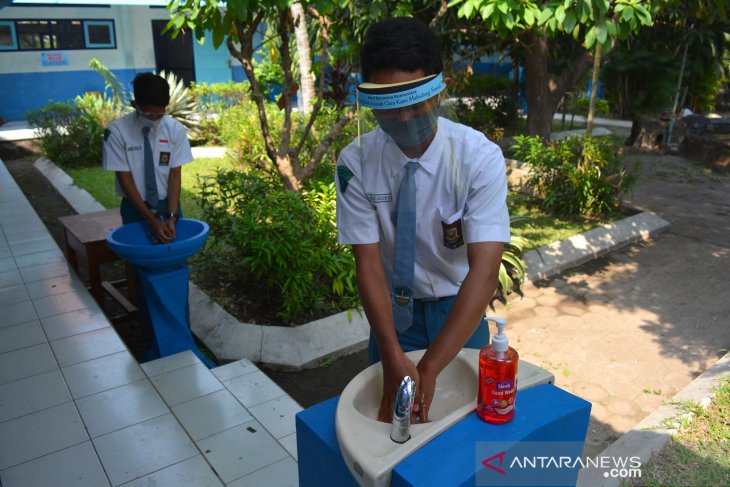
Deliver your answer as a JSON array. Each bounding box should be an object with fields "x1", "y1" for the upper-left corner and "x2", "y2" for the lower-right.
[
  {"x1": 335, "y1": 18, "x2": 510, "y2": 423},
  {"x1": 102, "y1": 72, "x2": 194, "y2": 360},
  {"x1": 103, "y1": 72, "x2": 193, "y2": 242}
]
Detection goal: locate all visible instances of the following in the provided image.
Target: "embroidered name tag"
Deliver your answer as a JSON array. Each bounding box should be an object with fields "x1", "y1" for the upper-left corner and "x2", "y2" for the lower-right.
[
  {"x1": 127, "y1": 146, "x2": 142, "y2": 152},
  {"x1": 367, "y1": 193, "x2": 392, "y2": 203}
]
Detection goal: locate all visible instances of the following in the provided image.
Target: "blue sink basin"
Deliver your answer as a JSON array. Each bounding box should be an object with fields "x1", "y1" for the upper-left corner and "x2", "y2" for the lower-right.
[{"x1": 107, "y1": 218, "x2": 209, "y2": 271}]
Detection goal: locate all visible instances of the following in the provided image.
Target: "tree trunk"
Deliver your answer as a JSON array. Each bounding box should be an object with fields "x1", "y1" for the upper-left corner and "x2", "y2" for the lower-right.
[
  {"x1": 666, "y1": 42, "x2": 689, "y2": 145},
  {"x1": 522, "y1": 31, "x2": 552, "y2": 140},
  {"x1": 586, "y1": 43, "x2": 603, "y2": 136},
  {"x1": 521, "y1": 30, "x2": 595, "y2": 140},
  {"x1": 291, "y1": 2, "x2": 315, "y2": 114}
]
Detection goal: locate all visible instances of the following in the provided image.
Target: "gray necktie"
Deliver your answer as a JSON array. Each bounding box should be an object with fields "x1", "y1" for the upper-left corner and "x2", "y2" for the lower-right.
[
  {"x1": 142, "y1": 127, "x2": 159, "y2": 207},
  {"x1": 392, "y1": 161, "x2": 419, "y2": 334}
]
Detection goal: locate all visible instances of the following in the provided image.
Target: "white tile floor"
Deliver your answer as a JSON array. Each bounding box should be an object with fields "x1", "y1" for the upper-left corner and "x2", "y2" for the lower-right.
[{"x1": 0, "y1": 160, "x2": 302, "y2": 486}]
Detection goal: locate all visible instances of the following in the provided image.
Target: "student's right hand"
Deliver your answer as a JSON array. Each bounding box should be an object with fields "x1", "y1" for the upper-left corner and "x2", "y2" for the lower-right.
[
  {"x1": 149, "y1": 219, "x2": 174, "y2": 243},
  {"x1": 378, "y1": 352, "x2": 419, "y2": 423}
]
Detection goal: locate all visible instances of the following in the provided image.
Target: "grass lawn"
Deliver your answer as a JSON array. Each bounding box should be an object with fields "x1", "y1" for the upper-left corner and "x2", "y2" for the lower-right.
[
  {"x1": 65, "y1": 157, "x2": 239, "y2": 220},
  {"x1": 627, "y1": 378, "x2": 730, "y2": 486},
  {"x1": 509, "y1": 196, "x2": 627, "y2": 250}
]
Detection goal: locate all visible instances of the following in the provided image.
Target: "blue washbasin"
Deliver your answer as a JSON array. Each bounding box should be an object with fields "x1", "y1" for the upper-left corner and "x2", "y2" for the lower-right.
[{"x1": 107, "y1": 218, "x2": 209, "y2": 271}]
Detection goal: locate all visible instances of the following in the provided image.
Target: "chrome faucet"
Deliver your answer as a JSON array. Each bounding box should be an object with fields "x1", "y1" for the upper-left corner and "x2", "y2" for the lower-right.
[{"x1": 390, "y1": 376, "x2": 416, "y2": 443}]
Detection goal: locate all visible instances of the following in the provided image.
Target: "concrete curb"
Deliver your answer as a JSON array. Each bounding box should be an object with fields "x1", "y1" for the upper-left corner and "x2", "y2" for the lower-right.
[
  {"x1": 35, "y1": 158, "x2": 670, "y2": 371},
  {"x1": 34, "y1": 157, "x2": 105, "y2": 214},
  {"x1": 524, "y1": 211, "x2": 670, "y2": 282},
  {"x1": 576, "y1": 352, "x2": 730, "y2": 486}
]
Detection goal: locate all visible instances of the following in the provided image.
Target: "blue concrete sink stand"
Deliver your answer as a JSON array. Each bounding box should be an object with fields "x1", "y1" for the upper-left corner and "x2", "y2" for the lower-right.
[{"x1": 107, "y1": 219, "x2": 215, "y2": 368}]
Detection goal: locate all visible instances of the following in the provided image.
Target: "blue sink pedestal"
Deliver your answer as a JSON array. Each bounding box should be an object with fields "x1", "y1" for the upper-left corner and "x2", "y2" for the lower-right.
[
  {"x1": 136, "y1": 265, "x2": 215, "y2": 368},
  {"x1": 107, "y1": 219, "x2": 214, "y2": 368},
  {"x1": 296, "y1": 383, "x2": 592, "y2": 487}
]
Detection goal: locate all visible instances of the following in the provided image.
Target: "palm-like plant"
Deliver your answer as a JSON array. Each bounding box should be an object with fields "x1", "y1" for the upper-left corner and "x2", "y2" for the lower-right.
[
  {"x1": 158, "y1": 70, "x2": 201, "y2": 136},
  {"x1": 493, "y1": 194, "x2": 530, "y2": 305}
]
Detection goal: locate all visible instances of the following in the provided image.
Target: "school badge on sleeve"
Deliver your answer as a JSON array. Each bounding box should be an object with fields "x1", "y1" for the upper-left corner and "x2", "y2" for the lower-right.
[{"x1": 337, "y1": 165, "x2": 353, "y2": 194}]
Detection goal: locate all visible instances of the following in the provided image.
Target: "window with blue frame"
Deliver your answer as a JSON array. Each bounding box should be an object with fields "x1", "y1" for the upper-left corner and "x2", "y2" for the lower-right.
[
  {"x1": 2, "y1": 19, "x2": 116, "y2": 51},
  {"x1": 0, "y1": 20, "x2": 18, "y2": 50}
]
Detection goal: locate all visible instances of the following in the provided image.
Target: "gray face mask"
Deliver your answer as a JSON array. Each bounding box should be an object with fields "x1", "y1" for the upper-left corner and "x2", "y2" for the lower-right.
[
  {"x1": 375, "y1": 111, "x2": 438, "y2": 148},
  {"x1": 136, "y1": 110, "x2": 162, "y2": 130}
]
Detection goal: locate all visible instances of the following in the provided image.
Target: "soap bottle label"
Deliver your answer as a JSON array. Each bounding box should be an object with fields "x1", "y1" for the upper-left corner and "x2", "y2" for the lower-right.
[{"x1": 477, "y1": 358, "x2": 517, "y2": 423}]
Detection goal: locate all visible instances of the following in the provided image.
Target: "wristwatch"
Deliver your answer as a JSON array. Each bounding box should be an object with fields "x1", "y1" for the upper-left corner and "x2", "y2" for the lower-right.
[{"x1": 166, "y1": 212, "x2": 178, "y2": 220}]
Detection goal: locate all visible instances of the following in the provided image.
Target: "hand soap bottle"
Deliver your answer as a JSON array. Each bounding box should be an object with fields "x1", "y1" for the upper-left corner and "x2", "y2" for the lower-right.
[{"x1": 477, "y1": 317, "x2": 518, "y2": 424}]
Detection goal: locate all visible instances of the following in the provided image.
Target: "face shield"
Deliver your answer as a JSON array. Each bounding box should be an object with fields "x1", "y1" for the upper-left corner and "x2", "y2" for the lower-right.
[{"x1": 356, "y1": 73, "x2": 449, "y2": 152}]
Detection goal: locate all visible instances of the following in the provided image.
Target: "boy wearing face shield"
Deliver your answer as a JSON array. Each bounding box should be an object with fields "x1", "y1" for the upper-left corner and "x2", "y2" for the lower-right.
[
  {"x1": 335, "y1": 18, "x2": 510, "y2": 424},
  {"x1": 103, "y1": 72, "x2": 193, "y2": 243}
]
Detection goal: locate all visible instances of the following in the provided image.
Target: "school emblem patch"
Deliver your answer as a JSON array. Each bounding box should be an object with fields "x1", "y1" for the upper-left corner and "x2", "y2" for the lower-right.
[
  {"x1": 442, "y1": 218, "x2": 464, "y2": 249},
  {"x1": 337, "y1": 165, "x2": 353, "y2": 193},
  {"x1": 103, "y1": 128, "x2": 111, "y2": 141},
  {"x1": 393, "y1": 286, "x2": 411, "y2": 306}
]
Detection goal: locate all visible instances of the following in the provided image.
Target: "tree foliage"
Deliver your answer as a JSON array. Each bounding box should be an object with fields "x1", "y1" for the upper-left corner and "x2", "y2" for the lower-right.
[
  {"x1": 166, "y1": 0, "x2": 356, "y2": 192},
  {"x1": 448, "y1": 0, "x2": 653, "y2": 138}
]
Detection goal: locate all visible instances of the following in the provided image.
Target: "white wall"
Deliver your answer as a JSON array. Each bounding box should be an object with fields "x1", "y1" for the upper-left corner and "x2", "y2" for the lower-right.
[{"x1": 0, "y1": 5, "x2": 171, "y2": 74}]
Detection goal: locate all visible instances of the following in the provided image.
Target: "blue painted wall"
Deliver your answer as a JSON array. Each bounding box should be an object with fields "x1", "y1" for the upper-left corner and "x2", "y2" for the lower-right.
[
  {"x1": 193, "y1": 31, "x2": 233, "y2": 85},
  {"x1": 0, "y1": 68, "x2": 147, "y2": 120}
]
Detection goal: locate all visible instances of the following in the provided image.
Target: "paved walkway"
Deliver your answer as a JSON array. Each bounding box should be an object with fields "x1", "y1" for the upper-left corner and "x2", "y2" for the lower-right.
[
  {"x1": 0, "y1": 160, "x2": 299, "y2": 486},
  {"x1": 494, "y1": 153, "x2": 730, "y2": 457}
]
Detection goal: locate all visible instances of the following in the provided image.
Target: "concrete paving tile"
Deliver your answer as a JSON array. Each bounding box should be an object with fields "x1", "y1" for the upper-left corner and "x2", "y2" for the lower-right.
[
  {"x1": 50, "y1": 327, "x2": 127, "y2": 367},
  {"x1": 0, "y1": 402, "x2": 88, "y2": 470},
  {"x1": 0, "y1": 320, "x2": 45, "y2": 354},
  {"x1": 197, "y1": 421, "x2": 289, "y2": 483},
  {"x1": 149, "y1": 362, "x2": 224, "y2": 407},
  {"x1": 0, "y1": 342, "x2": 58, "y2": 385},
  {"x1": 227, "y1": 457, "x2": 298, "y2": 487},
  {"x1": 0, "y1": 370, "x2": 71, "y2": 422},
  {"x1": 92, "y1": 414, "x2": 198, "y2": 486},
  {"x1": 278, "y1": 433, "x2": 298, "y2": 461},
  {"x1": 62, "y1": 351, "x2": 146, "y2": 399},
  {"x1": 76, "y1": 380, "x2": 169, "y2": 438},
  {"x1": 247, "y1": 395, "x2": 302, "y2": 439},
  {"x1": 0, "y1": 441, "x2": 110, "y2": 487},
  {"x1": 172, "y1": 389, "x2": 252, "y2": 441},
  {"x1": 0, "y1": 300, "x2": 38, "y2": 328},
  {"x1": 119, "y1": 455, "x2": 223, "y2": 487},
  {"x1": 0, "y1": 269, "x2": 23, "y2": 288}
]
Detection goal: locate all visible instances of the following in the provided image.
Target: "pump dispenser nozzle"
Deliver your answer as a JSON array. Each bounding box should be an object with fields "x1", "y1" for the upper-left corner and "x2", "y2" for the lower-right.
[{"x1": 487, "y1": 316, "x2": 508, "y2": 352}]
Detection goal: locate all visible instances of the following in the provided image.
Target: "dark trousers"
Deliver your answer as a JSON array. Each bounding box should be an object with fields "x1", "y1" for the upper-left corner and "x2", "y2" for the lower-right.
[{"x1": 368, "y1": 295, "x2": 490, "y2": 364}]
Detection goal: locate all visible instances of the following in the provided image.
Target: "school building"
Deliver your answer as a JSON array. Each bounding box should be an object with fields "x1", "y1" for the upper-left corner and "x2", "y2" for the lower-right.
[{"x1": 0, "y1": 0, "x2": 242, "y2": 121}]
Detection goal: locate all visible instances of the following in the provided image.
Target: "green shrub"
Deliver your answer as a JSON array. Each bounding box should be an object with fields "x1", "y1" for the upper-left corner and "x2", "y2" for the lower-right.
[
  {"x1": 217, "y1": 100, "x2": 376, "y2": 175},
  {"x1": 452, "y1": 73, "x2": 515, "y2": 140},
  {"x1": 27, "y1": 93, "x2": 119, "y2": 168},
  {"x1": 195, "y1": 170, "x2": 358, "y2": 324},
  {"x1": 567, "y1": 97, "x2": 611, "y2": 117},
  {"x1": 512, "y1": 135, "x2": 636, "y2": 218},
  {"x1": 190, "y1": 81, "x2": 250, "y2": 113}
]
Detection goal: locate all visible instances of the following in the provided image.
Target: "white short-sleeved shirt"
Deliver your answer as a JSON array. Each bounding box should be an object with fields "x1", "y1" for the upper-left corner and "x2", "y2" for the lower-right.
[
  {"x1": 335, "y1": 117, "x2": 510, "y2": 299},
  {"x1": 102, "y1": 112, "x2": 194, "y2": 200}
]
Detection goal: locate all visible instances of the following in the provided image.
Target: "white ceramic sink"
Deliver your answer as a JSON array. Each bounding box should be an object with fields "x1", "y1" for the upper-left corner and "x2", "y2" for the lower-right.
[{"x1": 335, "y1": 348, "x2": 554, "y2": 487}]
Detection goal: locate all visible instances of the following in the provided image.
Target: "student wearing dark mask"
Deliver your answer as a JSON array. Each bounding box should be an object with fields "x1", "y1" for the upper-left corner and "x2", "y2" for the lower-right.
[
  {"x1": 102, "y1": 72, "x2": 194, "y2": 361},
  {"x1": 335, "y1": 18, "x2": 510, "y2": 424},
  {"x1": 103, "y1": 72, "x2": 193, "y2": 242}
]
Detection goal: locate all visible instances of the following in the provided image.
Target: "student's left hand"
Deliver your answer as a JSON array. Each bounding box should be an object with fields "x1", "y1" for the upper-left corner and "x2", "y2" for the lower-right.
[
  {"x1": 413, "y1": 362, "x2": 436, "y2": 423},
  {"x1": 164, "y1": 218, "x2": 177, "y2": 240}
]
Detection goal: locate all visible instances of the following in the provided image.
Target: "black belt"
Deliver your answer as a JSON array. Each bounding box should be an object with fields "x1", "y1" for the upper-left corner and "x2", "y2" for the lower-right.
[{"x1": 415, "y1": 296, "x2": 452, "y2": 302}]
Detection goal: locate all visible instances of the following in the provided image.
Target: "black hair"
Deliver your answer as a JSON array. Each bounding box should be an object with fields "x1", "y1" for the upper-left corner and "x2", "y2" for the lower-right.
[
  {"x1": 132, "y1": 72, "x2": 170, "y2": 107},
  {"x1": 360, "y1": 17, "x2": 443, "y2": 82}
]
